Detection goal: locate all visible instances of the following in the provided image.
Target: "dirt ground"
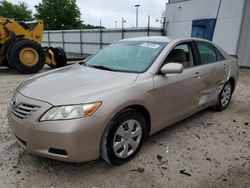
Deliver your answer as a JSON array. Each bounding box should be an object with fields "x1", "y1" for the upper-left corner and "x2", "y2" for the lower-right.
[{"x1": 0, "y1": 66, "x2": 249, "y2": 188}]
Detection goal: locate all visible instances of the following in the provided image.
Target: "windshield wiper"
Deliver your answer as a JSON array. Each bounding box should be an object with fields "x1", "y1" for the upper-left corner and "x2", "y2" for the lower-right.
[
  {"x1": 79, "y1": 61, "x2": 86, "y2": 65},
  {"x1": 88, "y1": 65, "x2": 117, "y2": 71}
]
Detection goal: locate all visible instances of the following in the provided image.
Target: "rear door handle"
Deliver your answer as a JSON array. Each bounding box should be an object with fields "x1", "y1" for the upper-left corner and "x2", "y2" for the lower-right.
[
  {"x1": 224, "y1": 64, "x2": 228, "y2": 69},
  {"x1": 194, "y1": 72, "x2": 201, "y2": 79}
]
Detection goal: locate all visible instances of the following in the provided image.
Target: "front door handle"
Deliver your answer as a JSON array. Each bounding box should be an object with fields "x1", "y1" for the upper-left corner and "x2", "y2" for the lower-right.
[{"x1": 194, "y1": 72, "x2": 201, "y2": 79}]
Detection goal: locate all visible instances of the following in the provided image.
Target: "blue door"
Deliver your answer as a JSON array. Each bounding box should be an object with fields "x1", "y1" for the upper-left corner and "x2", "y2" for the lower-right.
[
  {"x1": 193, "y1": 25, "x2": 206, "y2": 38},
  {"x1": 191, "y1": 19, "x2": 216, "y2": 41}
]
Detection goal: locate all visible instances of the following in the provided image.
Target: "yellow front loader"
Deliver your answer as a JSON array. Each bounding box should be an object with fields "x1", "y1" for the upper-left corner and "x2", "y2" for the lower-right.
[{"x1": 0, "y1": 17, "x2": 67, "y2": 74}]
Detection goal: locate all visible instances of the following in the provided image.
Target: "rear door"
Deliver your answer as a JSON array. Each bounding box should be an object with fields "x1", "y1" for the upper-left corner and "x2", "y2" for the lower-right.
[{"x1": 194, "y1": 41, "x2": 229, "y2": 106}]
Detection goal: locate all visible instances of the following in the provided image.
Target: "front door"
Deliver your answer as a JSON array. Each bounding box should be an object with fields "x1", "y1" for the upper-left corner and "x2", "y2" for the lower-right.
[{"x1": 152, "y1": 42, "x2": 204, "y2": 130}]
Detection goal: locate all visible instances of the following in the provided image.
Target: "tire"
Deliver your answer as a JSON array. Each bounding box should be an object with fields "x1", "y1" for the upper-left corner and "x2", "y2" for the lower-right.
[
  {"x1": 48, "y1": 47, "x2": 67, "y2": 68},
  {"x1": 7, "y1": 40, "x2": 45, "y2": 74},
  {"x1": 1, "y1": 58, "x2": 12, "y2": 69},
  {"x1": 215, "y1": 81, "x2": 233, "y2": 111},
  {"x1": 4, "y1": 38, "x2": 24, "y2": 69},
  {"x1": 101, "y1": 109, "x2": 147, "y2": 165}
]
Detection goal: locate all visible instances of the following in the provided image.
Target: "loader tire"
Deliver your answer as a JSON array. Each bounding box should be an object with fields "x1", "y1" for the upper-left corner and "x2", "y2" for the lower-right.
[
  {"x1": 48, "y1": 47, "x2": 67, "y2": 68},
  {"x1": 2, "y1": 58, "x2": 12, "y2": 69},
  {"x1": 3, "y1": 38, "x2": 24, "y2": 69},
  {"x1": 7, "y1": 40, "x2": 45, "y2": 74}
]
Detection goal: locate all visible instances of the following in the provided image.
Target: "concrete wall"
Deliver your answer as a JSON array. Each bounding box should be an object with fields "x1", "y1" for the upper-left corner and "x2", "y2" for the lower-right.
[
  {"x1": 165, "y1": 0, "x2": 245, "y2": 55},
  {"x1": 213, "y1": 0, "x2": 245, "y2": 55},
  {"x1": 169, "y1": 0, "x2": 189, "y2": 3},
  {"x1": 237, "y1": 0, "x2": 250, "y2": 67}
]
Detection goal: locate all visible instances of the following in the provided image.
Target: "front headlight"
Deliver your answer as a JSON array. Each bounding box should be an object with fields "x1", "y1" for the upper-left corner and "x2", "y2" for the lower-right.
[{"x1": 40, "y1": 102, "x2": 101, "y2": 121}]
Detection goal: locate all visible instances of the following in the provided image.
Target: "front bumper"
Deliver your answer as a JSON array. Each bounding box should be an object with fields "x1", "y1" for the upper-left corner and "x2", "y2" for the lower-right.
[{"x1": 7, "y1": 92, "x2": 108, "y2": 163}]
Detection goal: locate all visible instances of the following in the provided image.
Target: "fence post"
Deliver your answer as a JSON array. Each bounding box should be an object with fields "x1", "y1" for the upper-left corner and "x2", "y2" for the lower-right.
[
  {"x1": 122, "y1": 17, "x2": 124, "y2": 39},
  {"x1": 47, "y1": 31, "x2": 51, "y2": 47},
  {"x1": 62, "y1": 30, "x2": 65, "y2": 50},
  {"x1": 147, "y1": 15, "x2": 150, "y2": 36},
  {"x1": 100, "y1": 29, "x2": 103, "y2": 49},
  {"x1": 80, "y1": 29, "x2": 83, "y2": 54},
  {"x1": 100, "y1": 20, "x2": 103, "y2": 49}
]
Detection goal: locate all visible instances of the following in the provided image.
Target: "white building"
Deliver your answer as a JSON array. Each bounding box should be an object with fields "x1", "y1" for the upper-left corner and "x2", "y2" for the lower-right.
[{"x1": 165, "y1": 0, "x2": 250, "y2": 67}]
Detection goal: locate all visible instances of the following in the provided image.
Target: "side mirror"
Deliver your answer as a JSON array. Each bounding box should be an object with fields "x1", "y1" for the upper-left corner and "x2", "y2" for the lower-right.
[{"x1": 160, "y1": 63, "x2": 183, "y2": 75}]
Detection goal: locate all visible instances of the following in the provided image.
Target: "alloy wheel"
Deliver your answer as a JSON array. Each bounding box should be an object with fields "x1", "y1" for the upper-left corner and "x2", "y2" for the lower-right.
[
  {"x1": 113, "y1": 119, "x2": 142, "y2": 158},
  {"x1": 221, "y1": 83, "x2": 232, "y2": 107}
]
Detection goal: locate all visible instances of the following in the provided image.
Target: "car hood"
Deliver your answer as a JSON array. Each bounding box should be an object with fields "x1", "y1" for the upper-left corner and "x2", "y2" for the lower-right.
[{"x1": 17, "y1": 64, "x2": 139, "y2": 105}]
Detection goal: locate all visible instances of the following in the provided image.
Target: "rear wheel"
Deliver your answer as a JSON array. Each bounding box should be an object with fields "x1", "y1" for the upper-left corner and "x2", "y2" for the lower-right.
[
  {"x1": 215, "y1": 81, "x2": 233, "y2": 111},
  {"x1": 101, "y1": 109, "x2": 146, "y2": 165},
  {"x1": 7, "y1": 40, "x2": 45, "y2": 74}
]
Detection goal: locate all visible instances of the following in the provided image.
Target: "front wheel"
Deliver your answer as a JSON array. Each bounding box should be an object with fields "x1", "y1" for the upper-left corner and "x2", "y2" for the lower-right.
[
  {"x1": 215, "y1": 81, "x2": 233, "y2": 111},
  {"x1": 101, "y1": 109, "x2": 147, "y2": 165}
]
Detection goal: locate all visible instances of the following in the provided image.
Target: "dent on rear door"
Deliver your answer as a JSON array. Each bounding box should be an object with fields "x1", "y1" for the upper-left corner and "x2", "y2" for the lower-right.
[
  {"x1": 210, "y1": 60, "x2": 229, "y2": 99},
  {"x1": 197, "y1": 62, "x2": 228, "y2": 107}
]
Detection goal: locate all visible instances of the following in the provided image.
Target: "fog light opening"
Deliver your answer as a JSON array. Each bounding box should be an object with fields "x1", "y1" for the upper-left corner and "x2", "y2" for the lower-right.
[
  {"x1": 15, "y1": 135, "x2": 27, "y2": 146},
  {"x1": 48, "y1": 148, "x2": 68, "y2": 156}
]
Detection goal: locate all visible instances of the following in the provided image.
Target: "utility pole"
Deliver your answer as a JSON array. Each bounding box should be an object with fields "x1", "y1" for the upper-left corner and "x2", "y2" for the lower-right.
[
  {"x1": 115, "y1": 20, "x2": 117, "y2": 29},
  {"x1": 134, "y1": 4, "x2": 140, "y2": 28}
]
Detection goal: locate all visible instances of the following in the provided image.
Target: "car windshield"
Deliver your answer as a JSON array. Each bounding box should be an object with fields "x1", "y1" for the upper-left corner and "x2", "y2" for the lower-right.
[{"x1": 85, "y1": 41, "x2": 167, "y2": 73}]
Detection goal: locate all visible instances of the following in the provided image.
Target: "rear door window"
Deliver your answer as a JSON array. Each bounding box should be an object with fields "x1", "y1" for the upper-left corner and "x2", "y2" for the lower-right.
[
  {"x1": 215, "y1": 47, "x2": 226, "y2": 61},
  {"x1": 196, "y1": 41, "x2": 217, "y2": 64},
  {"x1": 196, "y1": 41, "x2": 226, "y2": 65}
]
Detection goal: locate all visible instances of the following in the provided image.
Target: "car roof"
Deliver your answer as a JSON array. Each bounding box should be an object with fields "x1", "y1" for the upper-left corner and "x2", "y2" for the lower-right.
[{"x1": 121, "y1": 36, "x2": 211, "y2": 43}]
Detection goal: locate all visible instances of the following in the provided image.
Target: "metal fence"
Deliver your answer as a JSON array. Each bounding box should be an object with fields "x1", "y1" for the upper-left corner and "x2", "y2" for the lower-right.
[{"x1": 42, "y1": 27, "x2": 164, "y2": 55}]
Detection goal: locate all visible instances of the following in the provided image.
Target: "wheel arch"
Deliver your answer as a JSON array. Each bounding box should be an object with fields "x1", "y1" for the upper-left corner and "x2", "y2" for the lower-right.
[
  {"x1": 103, "y1": 104, "x2": 152, "y2": 137},
  {"x1": 125, "y1": 105, "x2": 151, "y2": 136},
  {"x1": 100, "y1": 104, "x2": 151, "y2": 164},
  {"x1": 228, "y1": 77, "x2": 236, "y2": 93}
]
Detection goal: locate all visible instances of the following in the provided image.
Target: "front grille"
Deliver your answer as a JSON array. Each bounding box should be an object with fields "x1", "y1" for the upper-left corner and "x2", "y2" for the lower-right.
[{"x1": 11, "y1": 103, "x2": 40, "y2": 119}]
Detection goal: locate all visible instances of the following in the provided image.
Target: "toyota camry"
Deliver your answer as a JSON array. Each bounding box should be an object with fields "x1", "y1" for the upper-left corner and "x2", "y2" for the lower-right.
[{"x1": 8, "y1": 36, "x2": 239, "y2": 165}]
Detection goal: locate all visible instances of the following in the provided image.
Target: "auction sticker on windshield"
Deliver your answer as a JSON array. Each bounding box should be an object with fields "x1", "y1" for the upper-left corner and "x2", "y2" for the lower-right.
[{"x1": 141, "y1": 43, "x2": 160, "y2": 49}]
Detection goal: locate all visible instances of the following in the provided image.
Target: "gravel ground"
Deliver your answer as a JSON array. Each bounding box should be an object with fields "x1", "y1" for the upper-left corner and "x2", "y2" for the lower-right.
[{"x1": 0, "y1": 66, "x2": 249, "y2": 188}]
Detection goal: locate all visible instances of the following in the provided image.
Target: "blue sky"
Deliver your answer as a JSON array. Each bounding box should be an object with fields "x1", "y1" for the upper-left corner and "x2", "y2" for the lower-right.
[{"x1": 11, "y1": 0, "x2": 168, "y2": 28}]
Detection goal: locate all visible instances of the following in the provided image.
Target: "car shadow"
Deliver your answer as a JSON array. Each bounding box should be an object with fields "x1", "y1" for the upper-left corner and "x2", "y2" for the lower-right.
[{"x1": 0, "y1": 67, "x2": 18, "y2": 75}]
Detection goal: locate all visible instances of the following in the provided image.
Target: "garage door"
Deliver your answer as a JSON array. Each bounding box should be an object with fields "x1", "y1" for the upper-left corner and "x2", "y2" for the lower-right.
[{"x1": 237, "y1": 0, "x2": 250, "y2": 67}]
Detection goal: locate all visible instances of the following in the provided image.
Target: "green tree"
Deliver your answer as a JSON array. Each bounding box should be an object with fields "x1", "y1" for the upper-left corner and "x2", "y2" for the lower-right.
[
  {"x1": 0, "y1": 0, "x2": 32, "y2": 21},
  {"x1": 35, "y1": 0, "x2": 81, "y2": 30},
  {"x1": 80, "y1": 24, "x2": 105, "y2": 29}
]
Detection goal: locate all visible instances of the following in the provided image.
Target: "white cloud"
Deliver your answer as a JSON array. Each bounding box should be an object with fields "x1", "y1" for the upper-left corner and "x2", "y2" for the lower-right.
[{"x1": 11, "y1": 0, "x2": 167, "y2": 28}]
